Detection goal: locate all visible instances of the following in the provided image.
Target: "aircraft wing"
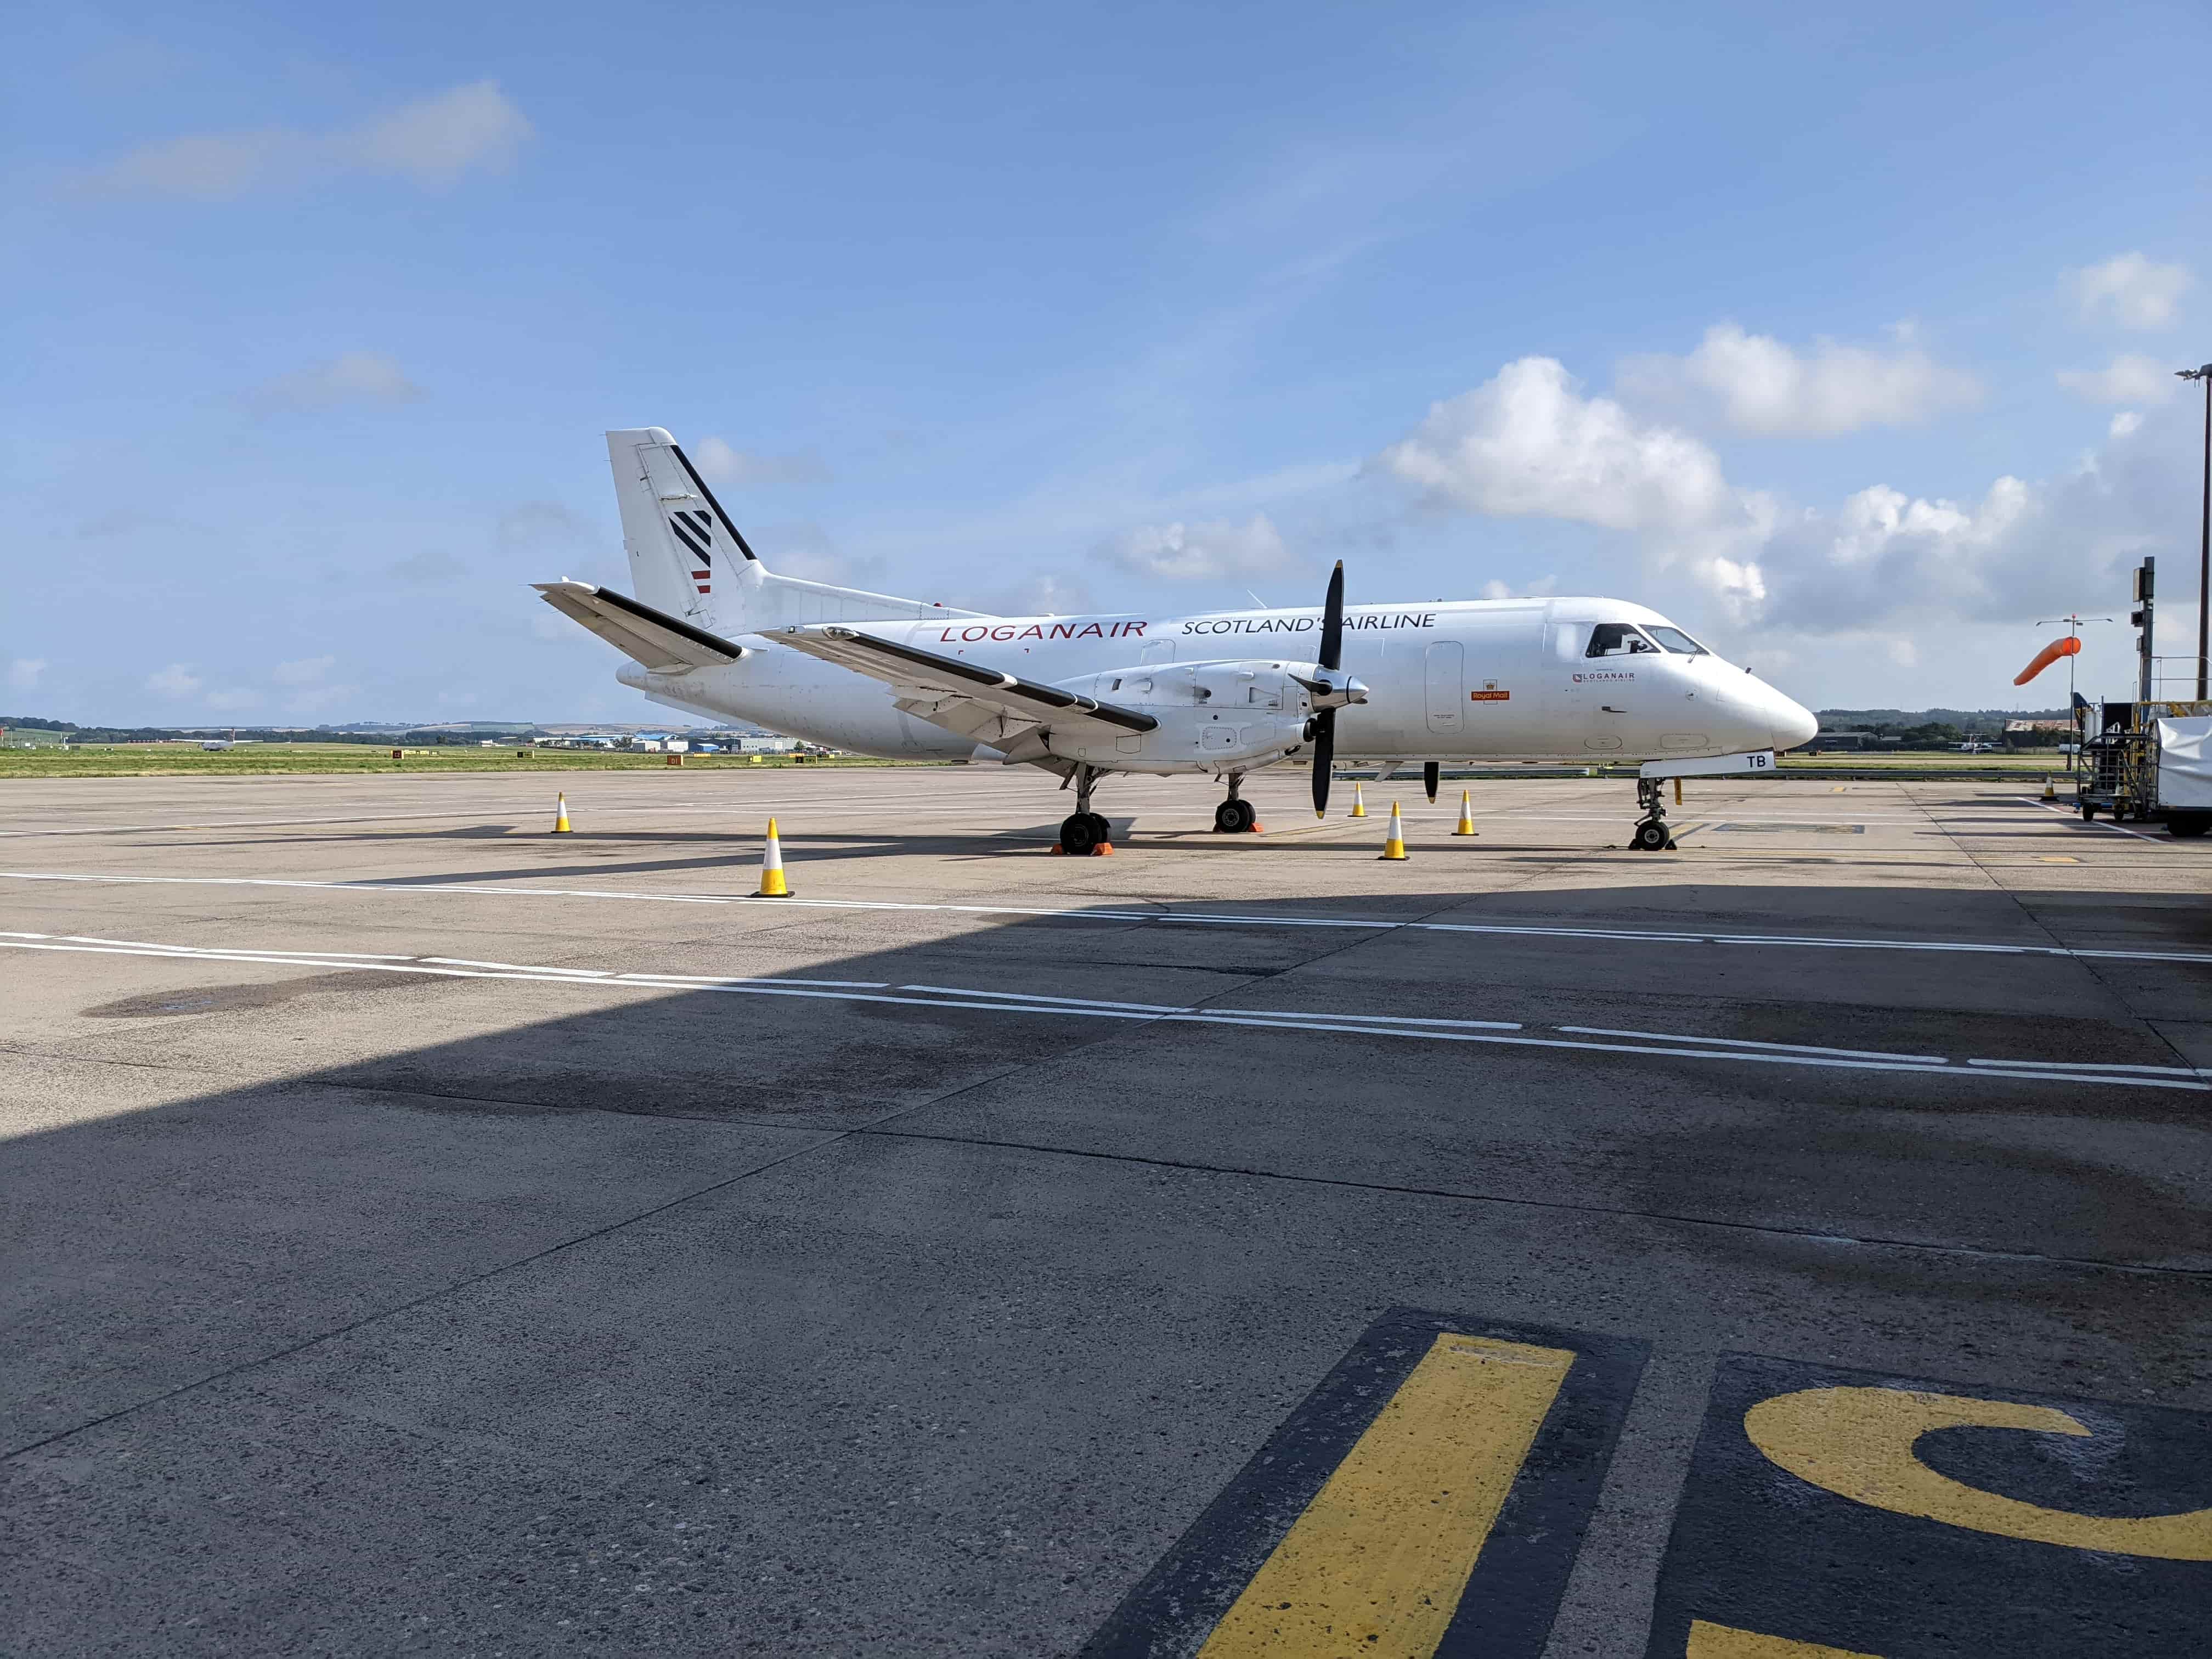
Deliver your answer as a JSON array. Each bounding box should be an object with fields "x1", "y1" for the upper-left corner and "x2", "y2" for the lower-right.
[
  {"x1": 533, "y1": 580, "x2": 746, "y2": 672},
  {"x1": 773, "y1": 624, "x2": 1157, "y2": 761}
]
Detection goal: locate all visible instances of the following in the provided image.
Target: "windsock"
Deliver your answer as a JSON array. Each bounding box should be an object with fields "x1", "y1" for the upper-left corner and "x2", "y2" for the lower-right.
[{"x1": 2014, "y1": 635, "x2": 2081, "y2": 686}]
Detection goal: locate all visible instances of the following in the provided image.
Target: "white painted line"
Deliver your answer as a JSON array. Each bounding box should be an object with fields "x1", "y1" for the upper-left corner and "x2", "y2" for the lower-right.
[
  {"x1": 616, "y1": 972, "x2": 890, "y2": 989},
  {"x1": 2017, "y1": 797, "x2": 2170, "y2": 845},
  {"x1": 1557, "y1": 1026, "x2": 1948, "y2": 1063},
  {"x1": 899, "y1": 984, "x2": 1190, "y2": 1013},
  {"x1": 420, "y1": 957, "x2": 613, "y2": 976},
  {"x1": 7, "y1": 868, "x2": 2210, "y2": 966},
  {"x1": 6, "y1": 934, "x2": 2204, "y2": 1093},
  {"x1": 1965, "y1": 1057, "x2": 2204, "y2": 1076}
]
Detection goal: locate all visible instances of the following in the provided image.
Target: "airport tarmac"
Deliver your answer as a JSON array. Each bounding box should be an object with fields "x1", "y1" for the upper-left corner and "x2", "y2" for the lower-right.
[{"x1": 2, "y1": 765, "x2": 2207, "y2": 1656}]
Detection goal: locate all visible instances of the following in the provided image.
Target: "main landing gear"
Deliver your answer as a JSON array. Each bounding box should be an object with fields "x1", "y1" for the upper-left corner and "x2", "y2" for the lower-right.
[
  {"x1": 1213, "y1": 773, "x2": 1260, "y2": 834},
  {"x1": 1630, "y1": 778, "x2": 1677, "y2": 852},
  {"x1": 1059, "y1": 764, "x2": 1113, "y2": 856}
]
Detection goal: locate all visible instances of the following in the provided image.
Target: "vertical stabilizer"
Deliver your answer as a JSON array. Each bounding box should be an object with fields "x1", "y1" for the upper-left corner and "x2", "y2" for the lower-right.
[{"x1": 603, "y1": 427, "x2": 985, "y2": 635}]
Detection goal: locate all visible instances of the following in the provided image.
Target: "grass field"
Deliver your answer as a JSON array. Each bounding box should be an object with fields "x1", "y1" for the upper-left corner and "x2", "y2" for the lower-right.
[
  {"x1": 0, "y1": 744, "x2": 949, "y2": 780},
  {"x1": 0, "y1": 743, "x2": 2070, "y2": 781}
]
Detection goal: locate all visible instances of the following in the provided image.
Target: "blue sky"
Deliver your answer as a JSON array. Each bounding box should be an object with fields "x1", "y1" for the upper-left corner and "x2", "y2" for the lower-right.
[{"x1": 6, "y1": 1, "x2": 2210, "y2": 724}]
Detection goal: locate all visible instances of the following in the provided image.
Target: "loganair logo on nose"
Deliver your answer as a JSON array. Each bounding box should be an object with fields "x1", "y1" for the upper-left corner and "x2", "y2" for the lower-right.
[
  {"x1": 1575, "y1": 671, "x2": 1635, "y2": 682},
  {"x1": 665, "y1": 510, "x2": 715, "y2": 595}
]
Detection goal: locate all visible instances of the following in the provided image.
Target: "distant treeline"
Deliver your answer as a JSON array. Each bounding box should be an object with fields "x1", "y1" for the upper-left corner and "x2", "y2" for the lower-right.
[{"x1": 3, "y1": 719, "x2": 535, "y2": 747}]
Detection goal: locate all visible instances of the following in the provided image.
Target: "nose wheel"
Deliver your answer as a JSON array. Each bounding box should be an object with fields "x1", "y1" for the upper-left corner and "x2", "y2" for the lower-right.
[{"x1": 1630, "y1": 778, "x2": 1677, "y2": 851}]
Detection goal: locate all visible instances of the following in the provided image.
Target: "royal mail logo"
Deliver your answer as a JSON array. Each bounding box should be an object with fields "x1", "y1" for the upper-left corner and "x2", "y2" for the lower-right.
[{"x1": 1469, "y1": 690, "x2": 1510, "y2": 702}]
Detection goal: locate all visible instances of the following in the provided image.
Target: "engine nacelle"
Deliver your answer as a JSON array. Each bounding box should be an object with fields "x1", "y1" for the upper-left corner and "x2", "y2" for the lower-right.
[{"x1": 1041, "y1": 658, "x2": 1323, "y2": 775}]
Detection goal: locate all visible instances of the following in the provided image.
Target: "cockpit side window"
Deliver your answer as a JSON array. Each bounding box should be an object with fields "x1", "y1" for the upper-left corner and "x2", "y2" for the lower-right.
[
  {"x1": 1585, "y1": 623, "x2": 1662, "y2": 657},
  {"x1": 1643, "y1": 625, "x2": 1708, "y2": 655}
]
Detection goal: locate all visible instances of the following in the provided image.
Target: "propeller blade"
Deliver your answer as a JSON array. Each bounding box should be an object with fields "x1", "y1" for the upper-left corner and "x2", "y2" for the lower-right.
[
  {"x1": 1319, "y1": 560, "x2": 1344, "y2": 672},
  {"x1": 1311, "y1": 712, "x2": 1335, "y2": 817}
]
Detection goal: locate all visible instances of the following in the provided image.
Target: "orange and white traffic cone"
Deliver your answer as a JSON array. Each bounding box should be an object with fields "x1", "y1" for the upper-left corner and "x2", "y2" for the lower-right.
[
  {"x1": 1349, "y1": 782, "x2": 1368, "y2": 818},
  {"x1": 754, "y1": 816, "x2": 792, "y2": 897},
  {"x1": 1378, "y1": 800, "x2": 1409, "y2": 861},
  {"x1": 1453, "y1": 788, "x2": 1477, "y2": 836},
  {"x1": 551, "y1": 793, "x2": 573, "y2": 834}
]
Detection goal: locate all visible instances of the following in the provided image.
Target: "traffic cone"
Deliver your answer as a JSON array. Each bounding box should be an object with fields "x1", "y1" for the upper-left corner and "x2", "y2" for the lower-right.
[
  {"x1": 1378, "y1": 801, "x2": 1409, "y2": 861},
  {"x1": 754, "y1": 816, "x2": 792, "y2": 897},
  {"x1": 1453, "y1": 788, "x2": 1477, "y2": 836},
  {"x1": 1350, "y1": 782, "x2": 1368, "y2": 818},
  {"x1": 2041, "y1": 775, "x2": 2056, "y2": 800},
  {"x1": 551, "y1": 793, "x2": 572, "y2": 834}
]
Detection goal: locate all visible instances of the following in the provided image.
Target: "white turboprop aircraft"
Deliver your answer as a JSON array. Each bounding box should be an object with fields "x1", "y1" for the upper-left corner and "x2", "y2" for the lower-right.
[{"x1": 537, "y1": 427, "x2": 1818, "y2": 853}]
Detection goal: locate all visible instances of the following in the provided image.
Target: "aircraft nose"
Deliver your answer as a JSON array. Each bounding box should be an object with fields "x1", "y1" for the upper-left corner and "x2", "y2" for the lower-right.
[{"x1": 1771, "y1": 692, "x2": 1818, "y2": 752}]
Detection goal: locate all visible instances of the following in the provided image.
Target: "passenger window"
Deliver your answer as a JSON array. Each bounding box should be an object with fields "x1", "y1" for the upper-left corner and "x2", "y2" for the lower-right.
[{"x1": 1586, "y1": 623, "x2": 1660, "y2": 657}]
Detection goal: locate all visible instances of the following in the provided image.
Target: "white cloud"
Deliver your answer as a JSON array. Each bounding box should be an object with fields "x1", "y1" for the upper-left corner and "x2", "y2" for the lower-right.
[
  {"x1": 2056, "y1": 353, "x2": 2179, "y2": 404},
  {"x1": 693, "y1": 438, "x2": 833, "y2": 487},
  {"x1": 1479, "y1": 576, "x2": 1557, "y2": 601},
  {"x1": 145, "y1": 664, "x2": 202, "y2": 697},
  {"x1": 71, "y1": 80, "x2": 532, "y2": 201},
  {"x1": 2110, "y1": 411, "x2": 2143, "y2": 439},
  {"x1": 8, "y1": 658, "x2": 48, "y2": 691},
  {"x1": 1104, "y1": 515, "x2": 1289, "y2": 580},
  {"x1": 247, "y1": 351, "x2": 422, "y2": 415},
  {"x1": 2069, "y1": 253, "x2": 2192, "y2": 330},
  {"x1": 204, "y1": 689, "x2": 261, "y2": 712},
  {"x1": 1376, "y1": 358, "x2": 1741, "y2": 533},
  {"x1": 272, "y1": 656, "x2": 335, "y2": 686},
  {"x1": 1620, "y1": 323, "x2": 1980, "y2": 436}
]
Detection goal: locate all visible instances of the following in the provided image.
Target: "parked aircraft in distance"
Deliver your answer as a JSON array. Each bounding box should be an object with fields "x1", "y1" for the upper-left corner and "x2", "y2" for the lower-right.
[{"x1": 538, "y1": 428, "x2": 1818, "y2": 851}]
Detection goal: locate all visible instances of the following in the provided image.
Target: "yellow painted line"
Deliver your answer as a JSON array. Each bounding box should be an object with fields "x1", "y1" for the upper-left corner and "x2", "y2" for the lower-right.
[
  {"x1": 2036, "y1": 855, "x2": 2081, "y2": 864},
  {"x1": 1689, "y1": 1620, "x2": 1884, "y2": 1657},
  {"x1": 1197, "y1": 1334, "x2": 1571, "y2": 1657},
  {"x1": 1746, "y1": 1387, "x2": 2212, "y2": 1559}
]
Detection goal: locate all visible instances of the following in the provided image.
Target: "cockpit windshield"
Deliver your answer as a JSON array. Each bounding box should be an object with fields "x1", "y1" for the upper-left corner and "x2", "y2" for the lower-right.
[
  {"x1": 1585, "y1": 623, "x2": 1662, "y2": 657},
  {"x1": 1643, "y1": 625, "x2": 1708, "y2": 655}
]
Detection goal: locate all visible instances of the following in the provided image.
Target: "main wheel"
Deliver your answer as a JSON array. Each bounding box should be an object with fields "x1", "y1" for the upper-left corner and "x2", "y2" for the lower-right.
[
  {"x1": 1631, "y1": 819, "x2": 1671, "y2": 852},
  {"x1": 1060, "y1": 812, "x2": 1103, "y2": 855},
  {"x1": 1215, "y1": 798, "x2": 1256, "y2": 833}
]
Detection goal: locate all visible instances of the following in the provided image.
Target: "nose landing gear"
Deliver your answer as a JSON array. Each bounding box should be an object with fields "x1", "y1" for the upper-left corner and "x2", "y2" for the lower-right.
[
  {"x1": 1213, "y1": 772, "x2": 1261, "y2": 833},
  {"x1": 1630, "y1": 778, "x2": 1677, "y2": 852}
]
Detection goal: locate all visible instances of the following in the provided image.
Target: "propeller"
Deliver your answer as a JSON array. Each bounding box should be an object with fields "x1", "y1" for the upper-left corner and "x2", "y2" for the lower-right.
[{"x1": 1312, "y1": 560, "x2": 1345, "y2": 817}]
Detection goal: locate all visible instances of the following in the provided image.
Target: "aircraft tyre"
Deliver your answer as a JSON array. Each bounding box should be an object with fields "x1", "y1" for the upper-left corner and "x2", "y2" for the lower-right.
[
  {"x1": 1060, "y1": 812, "x2": 1111, "y2": 855},
  {"x1": 1214, "y1": 798, "x2": 1258, "y2": 834},
  {"x1": 1630, "y1": 818, "x2": 1673, "y2": 853}
]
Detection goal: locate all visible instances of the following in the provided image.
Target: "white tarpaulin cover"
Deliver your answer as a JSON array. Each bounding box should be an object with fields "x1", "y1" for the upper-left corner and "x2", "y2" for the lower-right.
[{"x1": 2154, "y1": 714, "x2": 2212, "y2": 809}]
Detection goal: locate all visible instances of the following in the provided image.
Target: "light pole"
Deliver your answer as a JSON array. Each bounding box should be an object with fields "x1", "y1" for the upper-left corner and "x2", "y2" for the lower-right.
[
  {"x1": 2177, "y1": 363, "x2": 2211, "y2": 700},
  {"x1": 2035, "y1": 612, "x2": 2112, "y2": 776}
]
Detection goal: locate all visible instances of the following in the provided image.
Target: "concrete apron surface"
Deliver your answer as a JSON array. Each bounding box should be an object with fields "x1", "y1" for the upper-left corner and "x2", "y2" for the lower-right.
[{"x1": 1, "y1": 766, "x2": 2207, "y2": 1657}]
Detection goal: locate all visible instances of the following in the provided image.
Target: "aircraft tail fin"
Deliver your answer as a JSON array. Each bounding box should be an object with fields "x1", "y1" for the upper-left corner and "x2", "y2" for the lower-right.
[{"x1": 603, "y1": 427, "x2": 985, "y2": 635}]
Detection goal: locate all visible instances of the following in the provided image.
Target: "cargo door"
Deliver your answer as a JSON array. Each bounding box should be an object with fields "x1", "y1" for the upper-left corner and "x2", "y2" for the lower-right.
[{"x1": 1424, "y1": 641, "x2": 1464, "y2": 737}]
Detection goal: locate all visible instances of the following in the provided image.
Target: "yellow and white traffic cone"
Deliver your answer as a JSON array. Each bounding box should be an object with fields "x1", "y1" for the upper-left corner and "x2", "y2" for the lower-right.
[
  {"x1": 1453, "y1": 788, "x2": 1477, "y2": 836},
  {"x1": 551, "y1": 792, "x2": 573, "y2": 834},
  {"x1": 1349, "y1": 782, "x2": 1368, "y2": 818},
  {"x1": 754, "y1": 816, "x2": 792, "y2": 897},
  {"x1": 1378, "y1": 800, "x2": 1409, "y2": 861},
  {"x1": 2041, "y1": 775, "x2": 2056, "y2": 801}
]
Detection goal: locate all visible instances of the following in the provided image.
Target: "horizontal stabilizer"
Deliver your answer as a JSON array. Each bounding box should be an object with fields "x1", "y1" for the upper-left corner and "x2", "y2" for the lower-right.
[{"x1": 534, "y1": 580, "x2": 746, "y2": 672}]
